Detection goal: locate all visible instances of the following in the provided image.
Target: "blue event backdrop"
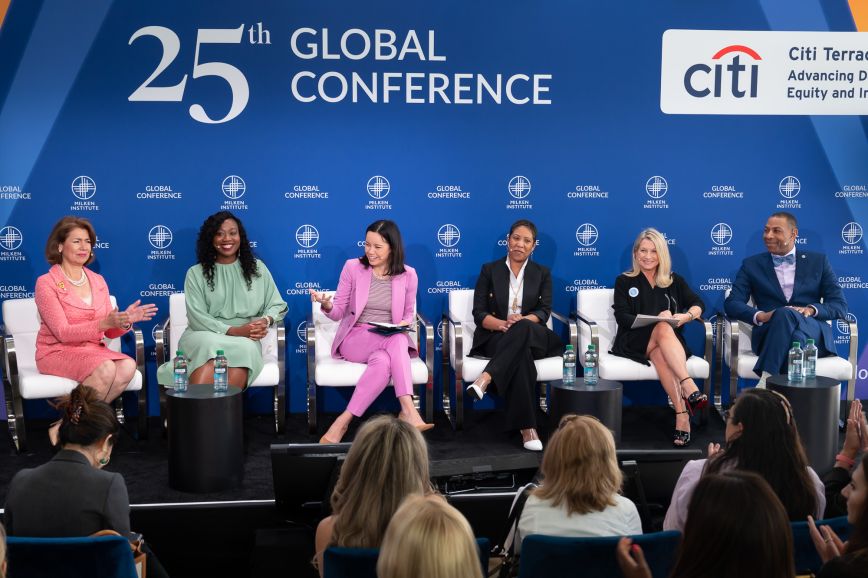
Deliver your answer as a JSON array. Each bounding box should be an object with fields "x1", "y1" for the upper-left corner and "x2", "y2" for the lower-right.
[{"x1": 0, "y1": 0, "x2": 866, "y2": 420}]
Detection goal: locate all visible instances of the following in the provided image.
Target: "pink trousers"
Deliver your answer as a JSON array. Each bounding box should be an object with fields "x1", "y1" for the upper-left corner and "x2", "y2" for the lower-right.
[{"x1": 338, "y1": 325, "x2": 414, "y2": 417}]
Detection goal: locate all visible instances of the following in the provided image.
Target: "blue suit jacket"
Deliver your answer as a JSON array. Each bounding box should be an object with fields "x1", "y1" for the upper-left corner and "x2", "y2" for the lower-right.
[{"x1": 724, "y1": 250, "x2": 847, "y2": 349}]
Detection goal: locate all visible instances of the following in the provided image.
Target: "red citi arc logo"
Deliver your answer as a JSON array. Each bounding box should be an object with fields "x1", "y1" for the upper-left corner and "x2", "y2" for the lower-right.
[{"x1": 684, "y1": 44, "x2": 762, "y2": 98}]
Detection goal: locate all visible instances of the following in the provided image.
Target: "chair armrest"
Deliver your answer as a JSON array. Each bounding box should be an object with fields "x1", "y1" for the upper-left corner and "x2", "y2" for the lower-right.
[
  {"x1": 551, "y1": 310, "x2": 578, "y2": 352},
  {"x1": 570, "y1": 310, "x2": 599, "y2": 354},
  {"x1": 415, "y1": 312, "x2": 435, "y2": 422},
  {"x1": 843, "y1": 316, "x2": 858, "y2": 401},
  {"x1": 692, "y1": 316, "x2": 714, "y2": 358},
  {"x1": 306, "y1": 313, "x2": 315, "y2": 383},
  {"x1": 154, "y1": 316, "x2": 171, "y2": 366}
]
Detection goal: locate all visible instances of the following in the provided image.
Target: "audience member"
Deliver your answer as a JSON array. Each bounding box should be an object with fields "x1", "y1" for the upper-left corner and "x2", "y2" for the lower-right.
[
  {"x1": 664, "y1": 388, "x2": 824, "y2": 531},
  {"x1": 618, "y1": 471, "x2": 796, "y2": 578},
  {"x1": 464, "y1": 219, "x2": 563, "y2": 451},
  {"x1": 724, "y1": 211, "x2": 847, "y2": 388},
  {"x1": 809, "y1": 454, "x2": 868, "y2": 578},
  {"x1": 3, "y1": 384, "x2": 167, "y2": 577},
  {"x1": 822, "y1": 399, "x2": 868, "y2": 518},
  {"x1": 314, "y1": 415, "x2": 431, "y2": 576},
  {"x1": 515, "y1": 414, "x2": 642, "y2": 550},
  {"x1": 377, "y1": 494, "x2": 483, "y2": 578},
  {"x1": 157, "y1": 210, "x2": 287, "y2": 389}
]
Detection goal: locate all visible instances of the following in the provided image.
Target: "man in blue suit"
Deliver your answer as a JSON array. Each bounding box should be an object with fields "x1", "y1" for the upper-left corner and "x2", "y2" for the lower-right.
[{"x1": 724, "y1": 212, "x2": 848, "y2": 387}]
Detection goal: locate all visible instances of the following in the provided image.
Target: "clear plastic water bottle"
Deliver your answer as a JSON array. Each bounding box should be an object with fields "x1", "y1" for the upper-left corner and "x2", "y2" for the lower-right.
[
  {"x1": 804, "y1": 339, "x2": 818, "y2": 380},
  {"x1": 583, "y1": 344, "x2": 599, "y2": 385},
  {"x1": 563, "y1": 345, "x2": 576, "y2": 384},
  {"x1": 787, "y1": 341, "x2": 804, "y2": 382},
  {"x1": 173, "y1": 350, "x2": 188, "y2": 393},
  {"x1": 213, "y1": 349, "x2": 229, "y2": 392}
]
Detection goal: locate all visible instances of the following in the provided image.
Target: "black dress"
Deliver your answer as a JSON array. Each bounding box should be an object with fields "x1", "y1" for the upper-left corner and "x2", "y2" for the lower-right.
[
  {"x1": 469, "y1": 259, "x2": 563, "y2": 430},
  {"x1": 610, "y1": 272, "x2": 704, "y2": 365}
]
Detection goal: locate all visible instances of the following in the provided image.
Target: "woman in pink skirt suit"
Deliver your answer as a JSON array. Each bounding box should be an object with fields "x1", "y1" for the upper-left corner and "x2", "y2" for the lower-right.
[{"x1": 35, "y1": 217, "x2": 157, "y2": 412}]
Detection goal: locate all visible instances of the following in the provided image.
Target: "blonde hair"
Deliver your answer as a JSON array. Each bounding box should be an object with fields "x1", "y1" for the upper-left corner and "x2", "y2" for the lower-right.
[
  {"x1": 624, "y1": 228, "x2": 673, "y2": 288},
  {"x1": 534, "y1": 414, "x2": 623, "y2": 515},
  {"x1": 377, "y1": 495, "x2": 483, "y2": 578},
  {"x1": 330, "y1": 415, "x2": 431, "y2": 548}
]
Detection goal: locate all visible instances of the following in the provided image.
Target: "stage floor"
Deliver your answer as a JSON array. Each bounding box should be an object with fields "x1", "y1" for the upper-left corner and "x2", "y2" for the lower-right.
[{"x1": 0, "y1": 406, "x2": 726, "y2": 507}]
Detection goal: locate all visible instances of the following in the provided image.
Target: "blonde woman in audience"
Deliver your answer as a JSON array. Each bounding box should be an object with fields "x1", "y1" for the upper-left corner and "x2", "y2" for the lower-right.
[
  {"x1": 516, "y1": 414, "x2": 642, "y2": 550},
  {"x1": 378, "y1": 494, "x2": 483, "y2": 578},
  {"x1": 314, "y1": 415, "x2": 431, "y2": 576}
]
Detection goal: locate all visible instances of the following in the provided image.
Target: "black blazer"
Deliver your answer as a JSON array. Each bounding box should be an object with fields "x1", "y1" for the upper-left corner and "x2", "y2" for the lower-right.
[
  {"x1": 470, "y1": 259, "x2": 552, "y2": 355},
  {"x1": 4, "y1": 449, "x2": 130, "y2": 537}
]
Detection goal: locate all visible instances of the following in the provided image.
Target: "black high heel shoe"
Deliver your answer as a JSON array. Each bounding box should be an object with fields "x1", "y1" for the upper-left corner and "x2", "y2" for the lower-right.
[
  {"x1": 679, "y1": 377, "x2": 708, "y2": 416},
  {"x1": 673, "y1": 410, "x2": 691, "y2": 447}
]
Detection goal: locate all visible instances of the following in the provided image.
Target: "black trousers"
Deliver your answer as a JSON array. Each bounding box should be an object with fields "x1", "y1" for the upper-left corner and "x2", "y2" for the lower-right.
[{"x1": 476, "y1": 320, "x2": 563, "y2": 430}]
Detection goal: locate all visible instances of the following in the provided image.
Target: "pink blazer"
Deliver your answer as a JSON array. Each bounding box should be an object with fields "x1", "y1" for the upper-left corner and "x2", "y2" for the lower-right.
[
  {"x1": 324, "y1": 259, "x2": 418, "y2": 359},
  {"x1": 34, "y1": 265, "x2": 126, "y2": 359}
]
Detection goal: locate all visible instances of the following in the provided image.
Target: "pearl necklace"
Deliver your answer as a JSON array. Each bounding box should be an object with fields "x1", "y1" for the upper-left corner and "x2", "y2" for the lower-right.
[{"x1": 62, "y1": 267, "x2": 88, "y2": 287}]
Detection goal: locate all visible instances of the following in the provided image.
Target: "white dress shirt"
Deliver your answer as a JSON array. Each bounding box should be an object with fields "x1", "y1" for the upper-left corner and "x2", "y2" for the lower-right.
[{"x1": 505, "y1": 257, "x2": 529, "y2": 315}]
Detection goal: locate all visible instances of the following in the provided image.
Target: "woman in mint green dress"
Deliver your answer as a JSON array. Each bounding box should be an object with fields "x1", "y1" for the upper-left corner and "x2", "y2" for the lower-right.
[{"x1": 158, "y1": 211, "x2": 287, "y2": 388}]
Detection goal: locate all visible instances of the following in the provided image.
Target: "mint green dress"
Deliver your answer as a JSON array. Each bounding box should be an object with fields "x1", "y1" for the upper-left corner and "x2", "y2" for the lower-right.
[{"x1": 157, "y1": 259, "x2": 287, "y2": 387}]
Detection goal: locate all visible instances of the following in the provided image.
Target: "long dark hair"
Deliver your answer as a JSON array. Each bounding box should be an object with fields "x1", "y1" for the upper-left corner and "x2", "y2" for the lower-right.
[
  {"x1": 196, "y1": 211, "x2": 259, "y2": 290},
  {"x1": 359, "y1": 220, "x2": 406, "y2": 276},
  {"x1": 50, "y1": 384, "x2": 120, "y2": 448},
  {"x1": 846, "y1": 456, "x2": 868, "y2": 556},
  {"x1": 671, "y1": 471, "x2": 795, "y2": 578},
  {"x1": 705, "y1": 389, "x2": 817, "y2": 521}
]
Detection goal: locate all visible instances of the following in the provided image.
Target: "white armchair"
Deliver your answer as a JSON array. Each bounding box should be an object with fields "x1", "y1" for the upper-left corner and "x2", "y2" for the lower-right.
[
  {"x1": 2, "y1": 297, "x2": 148, "y2": 452},
  {"x1": 721, "y1": 296, "x2": 858, "y2": 408},
  {"x1": 306, "y1": 292, "x2": 434, "y2": 434},
  {"x1": 441, "y1": 289, "x2": 575, "y2": 429},
  {"x1": 155, "y1": 292, "x2": 286, "y2": 433},
  {"x1": 572, "y1": 289, "x2": 712, "y2": 408}
]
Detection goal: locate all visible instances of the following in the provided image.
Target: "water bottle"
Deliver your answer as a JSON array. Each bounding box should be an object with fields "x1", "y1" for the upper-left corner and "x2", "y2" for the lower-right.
[
  {"x1": 213, "y1": 349, "x2": 229, "y2": 392},
  {"x1": 583, "y1": 344, "x2": 599, "y2": 385},
  {"x1": 804, "y1": 339, "x2": 818, "y2": 380},
  {"x1": 787, "y1": 341, "x2": 804, "y2": 382},
  {"x1": 563, "y1": 345, "x2": 576, "y2": 384},
  {"x1": 172, "y1": 350, "x2": 188, "y2": 393}
]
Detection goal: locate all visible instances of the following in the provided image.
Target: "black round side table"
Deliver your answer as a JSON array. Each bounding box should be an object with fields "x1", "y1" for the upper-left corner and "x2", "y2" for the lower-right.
[
  {"x1": 167, "y1": 384, "x2": 244, "y2": 493},
  {"x1": 767, "y1": 375, "x2": 840, "y2": 474},
  {"x1": 549, "y1": 378, "x2": 623, "y2": 443}
]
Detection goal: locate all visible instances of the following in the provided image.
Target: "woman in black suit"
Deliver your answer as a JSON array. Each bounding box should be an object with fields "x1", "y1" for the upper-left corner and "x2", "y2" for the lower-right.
[
  {"x1": 466, "y1": 220, "x2": 563, "y2": 451},
  {"x1": 611, "y1": 228, "x2": 707, "y2": 447}
]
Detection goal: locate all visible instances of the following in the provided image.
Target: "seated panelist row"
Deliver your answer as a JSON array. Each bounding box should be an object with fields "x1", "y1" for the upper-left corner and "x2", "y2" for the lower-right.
[{"x1": 29, "y1": 212, "x2": 847, "y2": 449}]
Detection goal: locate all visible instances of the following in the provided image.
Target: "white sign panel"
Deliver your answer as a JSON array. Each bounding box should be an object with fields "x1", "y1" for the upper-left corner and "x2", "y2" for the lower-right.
[{"x1": 661, "y1": 30, "x2": 868, "y2": 115}]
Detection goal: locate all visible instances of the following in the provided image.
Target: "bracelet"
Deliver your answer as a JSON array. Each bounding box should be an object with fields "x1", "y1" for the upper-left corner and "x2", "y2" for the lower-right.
[
  {"x1": 835, "y1": 453, "x2": 856, "y2": 468},
  {"x1": 121, "y1": 322, "x2": 132, "y2": 330},
  {"x1": 686, "y1": 311, "x2": 695, "y2": 321}
]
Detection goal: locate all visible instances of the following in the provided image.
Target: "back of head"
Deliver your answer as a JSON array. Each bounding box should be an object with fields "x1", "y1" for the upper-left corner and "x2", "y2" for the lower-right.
[
  {"x1": 377, "y1": 495, "x2": 483, "y2": 578},
  {"x1": 847, "y1": 456, "x2": 868, "y2": 555},
  {"x1": 706, "y1": 388, "x2": 816, "y2": 520},
  {"x1": 330, "y1": 415, "x2": 430, "y2": 548},
  {"x1": 535, "y1": 414, "x2": 621, "y2": 515},
  {"x1": 51, "y1": 384, "x2": 120, "y2": 448},
  {"x1": 672, "y1": 471, "x2": 795, "y2": 578}
]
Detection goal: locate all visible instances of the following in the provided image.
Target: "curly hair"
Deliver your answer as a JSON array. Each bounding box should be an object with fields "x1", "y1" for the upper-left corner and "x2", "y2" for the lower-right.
[{"x1": 196, "y1": 211, "x2": 259, "y2": 290}]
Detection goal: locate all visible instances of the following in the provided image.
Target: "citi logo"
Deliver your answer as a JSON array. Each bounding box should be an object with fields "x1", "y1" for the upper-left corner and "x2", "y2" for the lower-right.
[{"x1": 684, "y1": 45, "x2": 761, "y2": 98}]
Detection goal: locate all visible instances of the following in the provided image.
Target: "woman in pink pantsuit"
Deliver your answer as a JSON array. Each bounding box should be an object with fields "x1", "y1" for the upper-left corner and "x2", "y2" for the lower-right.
[
  {"x1": 310, "y1": 220, "x2": 433, "y2": 443},
  {"x1": 34, "y1": 217, "x2": 157, "y2": 408}
]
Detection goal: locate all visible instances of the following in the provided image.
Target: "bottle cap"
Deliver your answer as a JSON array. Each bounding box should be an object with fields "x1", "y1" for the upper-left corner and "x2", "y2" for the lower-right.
[
  {"x1": 806, "y1": 339, "x2": 815, "y2": 345},
  {"x1": 217, "y1": 349, "x2": 225, "y2": 355},
  {"x1": 588, "y1": 344, "x2": 596, "y2": 350},
  {"x1": 792, "y1": 341, "x2": 800, "y2": 347},
  {"x1": 176, "y1": 350, "x2": 183, "y2": 356},
  {"x1": 565, "y1": 345, "x2": 573, "y2": 350}
]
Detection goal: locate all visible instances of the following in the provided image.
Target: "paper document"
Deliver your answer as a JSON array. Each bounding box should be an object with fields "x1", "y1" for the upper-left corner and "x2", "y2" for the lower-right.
[{"x1": 630, "y1": 315, "x2": 680, "y2": 329}]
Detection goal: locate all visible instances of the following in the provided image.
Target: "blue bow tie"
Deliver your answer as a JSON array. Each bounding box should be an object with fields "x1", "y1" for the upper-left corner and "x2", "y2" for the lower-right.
[{"x1": 772, "y1": 253, "x2": 795, "y2": 266}]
